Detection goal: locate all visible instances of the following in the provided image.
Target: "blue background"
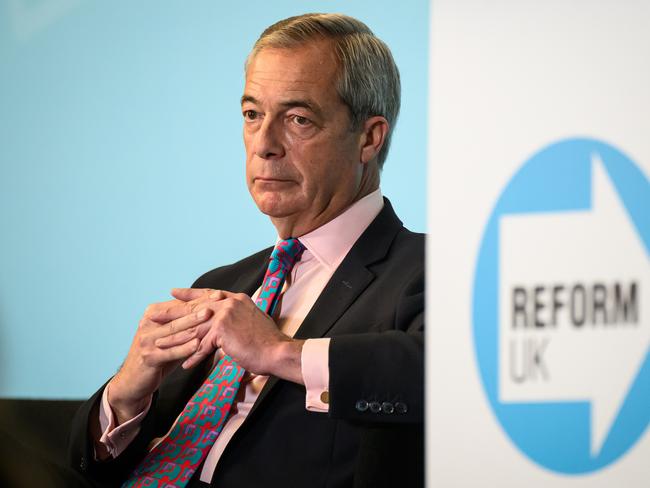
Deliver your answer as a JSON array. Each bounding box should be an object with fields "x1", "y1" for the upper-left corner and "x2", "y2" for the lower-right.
[
  {"x1": 0, "y1": 1, "x2": 428, "y2": 399},
  {"x1": 472, "y1": 138, "x2": 650, "y2": 473}
]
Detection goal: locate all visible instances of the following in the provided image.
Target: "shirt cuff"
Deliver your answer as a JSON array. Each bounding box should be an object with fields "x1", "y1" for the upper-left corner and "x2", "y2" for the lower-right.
[
  {"x1": 97, "y1": 383, "x2": 151, "y2": 458},
  {"x1": 301, "y1": 338, "x2": 331, "y2": 413}
]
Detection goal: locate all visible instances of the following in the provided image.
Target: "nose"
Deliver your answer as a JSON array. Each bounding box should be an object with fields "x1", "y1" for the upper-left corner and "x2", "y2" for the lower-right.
[{"x1": 253, "y1": 117, "x2": 285, "y2": 160}]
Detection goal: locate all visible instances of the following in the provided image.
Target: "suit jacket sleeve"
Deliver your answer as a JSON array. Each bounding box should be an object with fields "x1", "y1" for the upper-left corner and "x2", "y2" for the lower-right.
[
  {"x1": 327, "y1": 226, "x2": 424, "y2": 424},
  {"x1": 328, "y1": 265, "x2": 424, "y2": 424}
]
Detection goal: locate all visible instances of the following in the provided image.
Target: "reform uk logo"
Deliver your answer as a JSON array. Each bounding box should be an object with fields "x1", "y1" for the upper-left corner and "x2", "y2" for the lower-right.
[{"x1": 472, "y1": 138, "x2": 649, "y2": 474}]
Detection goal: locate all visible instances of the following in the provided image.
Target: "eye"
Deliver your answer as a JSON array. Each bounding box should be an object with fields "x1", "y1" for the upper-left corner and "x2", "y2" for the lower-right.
[
  {"x1": 243, "y1": 109, "x2": 259, "y2": 121},
  {"x1": 290, "y1": 115, "x2": 312, "y2": 127}
]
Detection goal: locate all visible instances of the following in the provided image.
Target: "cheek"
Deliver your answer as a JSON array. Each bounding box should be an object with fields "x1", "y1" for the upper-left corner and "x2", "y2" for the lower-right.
[
  {"x1": 243, "y1": 132, "x2": 256, "y2": 169},
  {"x1": 244, "y1": 158, "x2": 254, "y2": 190},
  {"x1": 298, "y1": 164, "x2": 339, "y2": 202},
  {"x1": 320, "y1": 156, "x2": 361, "y2": 195}
]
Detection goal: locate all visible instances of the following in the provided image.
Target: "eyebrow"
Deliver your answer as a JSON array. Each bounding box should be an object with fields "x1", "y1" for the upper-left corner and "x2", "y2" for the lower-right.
[{"x1": 240, "y1": 95, "x2": 324, "y2": 119}]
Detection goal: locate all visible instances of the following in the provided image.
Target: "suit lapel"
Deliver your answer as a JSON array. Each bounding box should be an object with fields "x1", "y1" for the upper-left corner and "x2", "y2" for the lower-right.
[
  {"x1": 294, "y1": 252, "x2": 374, "y2": 340},
  {"x1": 298, "y1": 197, "x2": 403, "y2": 339},
  {"x1": 247, "y1": 198, "x2": 404, "y2": 417}
]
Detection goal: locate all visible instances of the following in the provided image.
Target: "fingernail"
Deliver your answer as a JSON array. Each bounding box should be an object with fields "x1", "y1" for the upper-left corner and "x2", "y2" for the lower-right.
[
  {"x1": 197, "y1": 309, "x2": 209, "y2": 319},
  {"x1": 209, "y1": 291, "x2": 221, "y2": 299}
]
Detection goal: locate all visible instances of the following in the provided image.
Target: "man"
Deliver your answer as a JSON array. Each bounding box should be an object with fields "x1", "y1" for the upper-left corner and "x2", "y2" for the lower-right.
[{"x1": 69, "y1": 13, "x2": 423, "y2": 488}]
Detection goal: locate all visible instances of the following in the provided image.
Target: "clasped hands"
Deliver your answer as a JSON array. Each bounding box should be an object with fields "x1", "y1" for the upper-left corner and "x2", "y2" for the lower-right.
[{"x1": 108, "y1": 288, "x2": 304, "y2": 424}]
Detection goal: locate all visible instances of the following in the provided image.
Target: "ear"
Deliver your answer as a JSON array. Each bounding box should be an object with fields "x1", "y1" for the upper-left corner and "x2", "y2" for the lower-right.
[{"x1": 359, "y1": 116, "x2": 389, "y2": 164}]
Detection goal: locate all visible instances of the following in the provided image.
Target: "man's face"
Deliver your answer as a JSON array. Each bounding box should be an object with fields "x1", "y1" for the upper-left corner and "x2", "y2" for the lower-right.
[{"x1": 242, "y1": 41, "x2": 366, "y2": 237}]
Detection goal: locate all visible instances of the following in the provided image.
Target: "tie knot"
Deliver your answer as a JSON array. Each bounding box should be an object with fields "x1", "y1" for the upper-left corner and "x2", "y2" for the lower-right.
[{"x1": 269, "y1": 238, "x2": 304, "y2": 273}]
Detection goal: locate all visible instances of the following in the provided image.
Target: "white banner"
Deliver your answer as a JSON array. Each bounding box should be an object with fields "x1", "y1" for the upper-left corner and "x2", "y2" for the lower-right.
[{"x1": 427, "y1": 1, "x2": 649, "y2": 486}]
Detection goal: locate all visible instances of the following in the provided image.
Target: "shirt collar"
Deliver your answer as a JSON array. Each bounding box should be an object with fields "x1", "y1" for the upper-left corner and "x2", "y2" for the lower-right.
[{"x1": 290, "y1": 189, "x2": 384, "y2": 271}]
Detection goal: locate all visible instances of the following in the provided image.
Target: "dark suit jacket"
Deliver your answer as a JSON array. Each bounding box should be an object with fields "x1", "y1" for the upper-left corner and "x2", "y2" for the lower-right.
[{"x1": 68, "y1": 198, "x2": 424, "y2": 488}]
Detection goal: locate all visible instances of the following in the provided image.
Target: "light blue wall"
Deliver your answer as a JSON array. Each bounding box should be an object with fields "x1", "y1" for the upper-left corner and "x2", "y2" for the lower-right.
[{"x1": 0, "y1": 1, "x2": 427, "y2": 399}]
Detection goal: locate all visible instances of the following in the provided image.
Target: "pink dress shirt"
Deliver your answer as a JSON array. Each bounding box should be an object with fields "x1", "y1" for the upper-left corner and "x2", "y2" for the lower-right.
[{"x1": 98, "y1": 189, "x2": 384, "y2": 483}]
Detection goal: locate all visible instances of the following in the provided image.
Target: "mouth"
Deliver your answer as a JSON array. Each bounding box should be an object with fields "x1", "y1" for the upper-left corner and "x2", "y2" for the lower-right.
[
  {"x1": 254, "y1": 177, "x2": 296, "y2": 186},
  {"x1": 255, "y1": 176, "x2": 291, "y2": 182}
]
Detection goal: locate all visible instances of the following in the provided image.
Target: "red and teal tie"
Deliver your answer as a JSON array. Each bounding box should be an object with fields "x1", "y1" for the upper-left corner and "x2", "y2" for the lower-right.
[{"x1": 122, "y1": 238, "x2": 305, "y2": 488}]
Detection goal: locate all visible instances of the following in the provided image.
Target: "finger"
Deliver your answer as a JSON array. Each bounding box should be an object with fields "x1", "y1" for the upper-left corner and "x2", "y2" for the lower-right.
[
  {"x1": 171, "y1": 288, "x2": 213, "y2": 302},
  {"x1": 144, "y1": 300, "x2": 183, "y2": 320},
  {"x1": 150, "y1": 338, "x2": 201, "y2": 365},
  {"x1": 154, "y1": 311, "x2": 213, "y2": 348},
  {"x1": 154, "y1": 308, "x2": 213, "y2": 342},
  {"x1": 182, "y1": 332, "x2": 219, "y2": 370},
  {"x1": 154, "y1": 327, "x2": 198, "y2": 349},
  {"x1": 172, "y1": 287, "x2": 235, "y2": 303},
  {"x1": 152, "y1": 291, "x2": 232, "y2": 324},
  {"x1": 149, "y1": 298, "x2": 213, "y2": 324},
  {"x1": 148, "y1": 301, "x2": 194, "y2": 324}
]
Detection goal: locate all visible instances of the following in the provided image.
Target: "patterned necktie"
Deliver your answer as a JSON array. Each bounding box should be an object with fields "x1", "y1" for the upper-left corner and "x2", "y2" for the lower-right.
[{"x1": 123, "y1": 238, "x2": 305, "y2": 488}]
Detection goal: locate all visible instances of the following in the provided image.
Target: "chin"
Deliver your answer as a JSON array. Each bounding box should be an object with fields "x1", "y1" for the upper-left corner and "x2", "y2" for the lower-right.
[{"x1": 253, "y1": 194, "x2": 302, "y2": 219}]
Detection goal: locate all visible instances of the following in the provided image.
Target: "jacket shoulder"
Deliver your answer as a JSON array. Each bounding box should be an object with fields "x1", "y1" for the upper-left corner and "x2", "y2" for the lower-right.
[{"x1": 386, "y1": 226, "x2": 425, "y2": 267}]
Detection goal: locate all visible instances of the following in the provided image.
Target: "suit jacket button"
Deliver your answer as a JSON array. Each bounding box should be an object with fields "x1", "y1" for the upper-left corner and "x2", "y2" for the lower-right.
[
  {"x1": 79, "y1": 456, "x2": 87, "y2": 471},
  {"x1": 369, "y1": 401, "x2": 381, "y2": 414},
  {"x1": 355, "y1": 400, "x2": 368, "y2": 412},
  {"x1": 395, "y1": 402, "x2": 408, "y2": 414},
  {"x1": 381, "y1": 401, "x2": 395, "y2": 414}
]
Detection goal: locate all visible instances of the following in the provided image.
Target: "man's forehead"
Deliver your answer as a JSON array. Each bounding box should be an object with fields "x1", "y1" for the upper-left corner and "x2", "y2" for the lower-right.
[
  {"x1": 242, "y1": 46, "x2": 340, "y2": 109},
  {"x1": 244, "y1": 66, "x2": 323, "y2": 91}
]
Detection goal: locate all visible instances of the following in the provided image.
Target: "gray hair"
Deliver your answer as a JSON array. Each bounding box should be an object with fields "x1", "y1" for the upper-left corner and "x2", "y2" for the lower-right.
[{"x1": 246, "y1": 13, "x2": 401, "y2": 169}]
